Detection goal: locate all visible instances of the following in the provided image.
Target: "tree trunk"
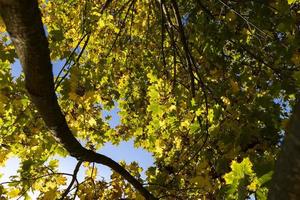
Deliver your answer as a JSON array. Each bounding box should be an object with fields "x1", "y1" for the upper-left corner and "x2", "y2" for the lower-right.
[{"x1": 269, "y1": 99, "x2": 300, "y2": 200}]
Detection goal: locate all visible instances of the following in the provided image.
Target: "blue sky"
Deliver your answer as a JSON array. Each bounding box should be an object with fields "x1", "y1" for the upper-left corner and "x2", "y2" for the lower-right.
[{"x1": 0, "y1": 59, "x2": 154, "y2": 190}]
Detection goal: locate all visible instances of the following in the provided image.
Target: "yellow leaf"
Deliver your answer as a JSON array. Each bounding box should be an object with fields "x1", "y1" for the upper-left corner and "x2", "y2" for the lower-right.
[
  {"x1": 180, "y1": 119, "x2": 190, "y2": 128},
  {"x1": 0, "y1": 101, "x2": 5, "y2": 114},
  {"x1": 68, "y1": 92, "x2": 77, "y2": 101},
  {"x1": 135, "y1": 193, "x2": 145, "y2": 200},
  {"x1": 226, "y1": 11, "x2": 237, "y2": 22},
  {"x1": 8, "y1": 188, "x2": 20, "y2": 198},
  {"x1": 196, "y1": 108, "x2": 202, "y2": 116},
  {"x1": 0, "y1": 151, "x2": 8, "y2": 166},
  {"x1": 169, "y1": 105, "x2": 176, "y2": 111},
  {"x1": 86, "y1": 167, "x2": 97, "y2": 178},
  {"x1": 230, "y1": 79, "x2": 239, "y2": 93},
  {"x1": 154, "y1": 140, "x2": 165, "y2": 157},
  {"x1": 174, "y1": 137, "x2": 181, "y2": 149},
  {"x1": 42, "y1": 189, "x2": 57, "y2": 200},
  {"x1": 84, "y1": 91, "x2": 95, "y2": 100},
  {"x1": 247, "y1": 178, "x2": 258, "y2": 191},
  {"x1": 56, "y1": 176, "x2": 67, "y2": 185},
  {"x1": 221, "y1": 96, "x2": 231, "y2": 105},
  {"x1": 88, "y1": 118, "x2": 97, "y2": 127},
  {"x1": 49, "y1": 159, "x2": 59, "y2": 169},
  {"x1": 190, "y1": 175, "x2": 212, "y2": 189},
  {"x1": 32, "y1": 181, "x2": 43, "y2": 191},
  {"x1": 107, "y1": 14, "x2": 114, "y2": 20},
  {"x1": 97, "y1": 19, "x2": 105, "y2": 28},
  {"x1": 0, "y1": 17, "x2": 5, "y2": 33},
  {"x1": 291, "y1": 52, "x2": 300, "y2": 65},
  {"x1": 0, "y1": 94, "x2": 8, "y2": 103},
  {"x1": 288, "y1": 0, "x2": 298, "y2": 4},
  {"x1": 83, "y1": 162, "x2": 90, "y2": 167}
]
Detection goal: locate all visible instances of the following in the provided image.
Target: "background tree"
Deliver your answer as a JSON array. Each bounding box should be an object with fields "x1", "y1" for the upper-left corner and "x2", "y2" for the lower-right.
[{"x1": 0, "y1": 0, "x2": 299, "y2": 199}]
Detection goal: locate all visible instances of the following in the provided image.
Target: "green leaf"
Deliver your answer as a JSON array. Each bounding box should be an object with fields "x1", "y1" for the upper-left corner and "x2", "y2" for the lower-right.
[
  {"x1": 258, "y1": 171, "x2": 273, "y2": 186},
  {"x1": 48, "y1": 159, "x2": 59, "y2": 169},
  {"x1": 288, "y1": 0, "x2": 298, "y2": 4}
]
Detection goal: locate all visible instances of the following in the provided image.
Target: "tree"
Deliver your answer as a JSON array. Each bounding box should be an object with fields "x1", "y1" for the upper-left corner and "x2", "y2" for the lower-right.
[{"x1": 0, "y1": 0, "x2": 299, "y2": 199}]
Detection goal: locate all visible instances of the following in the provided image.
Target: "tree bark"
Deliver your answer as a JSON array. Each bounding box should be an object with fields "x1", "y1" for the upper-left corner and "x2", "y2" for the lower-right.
[
  {"x1": 0, "y1": 0, "x2": 156, "y2": 199},
  {"x1": 268, "y1": 99, "x2": 300, "y2": 200}
]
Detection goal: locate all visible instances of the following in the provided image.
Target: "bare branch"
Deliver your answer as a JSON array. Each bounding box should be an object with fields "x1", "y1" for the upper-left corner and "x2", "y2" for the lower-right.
[{"x1": 60, "y1": 161, "x2": 83, "y2": 200}]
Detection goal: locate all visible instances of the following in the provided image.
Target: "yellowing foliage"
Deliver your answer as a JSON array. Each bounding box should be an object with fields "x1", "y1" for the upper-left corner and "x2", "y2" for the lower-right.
[{"x1": 0, "y1": 0, "x2": 298, "y2": 199}]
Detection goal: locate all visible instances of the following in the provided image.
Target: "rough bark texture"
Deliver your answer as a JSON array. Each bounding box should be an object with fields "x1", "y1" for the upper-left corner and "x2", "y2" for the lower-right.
[
  {"x1": 269, "y1": 100, "x2": 300, "y2": 200},
  {"x1": 0, "y1": 0, "x2": 156, "y2": 199}
]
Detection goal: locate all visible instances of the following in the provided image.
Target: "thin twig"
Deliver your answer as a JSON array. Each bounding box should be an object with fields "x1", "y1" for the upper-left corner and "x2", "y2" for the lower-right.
[
  {"x1": 160, "y1": 0, "x2": 168, "y2": 79},
  {"x1": 60, "y1": 161, "x2": 83, "y2": 200},
  {"x1": 104, "y1": 0, "x2": 136, "y2": 58},
  {"x1": 54, "y1": 32, "x2": 89, "y2": 88},
  {"x1": 217, "y1": 0, "x2": 272, "y2": 39},
  {"x1": 55, "y1": 34, "x2": 90, "y2": 90}
]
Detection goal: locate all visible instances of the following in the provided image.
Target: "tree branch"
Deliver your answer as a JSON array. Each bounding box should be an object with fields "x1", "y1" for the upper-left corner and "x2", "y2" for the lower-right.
[
  {"x1": 60, "y1": 161, "x2": 82, "y2": 200},
  {"x1": 170, "y1": 0, "x2": 196, "y2": 97}
]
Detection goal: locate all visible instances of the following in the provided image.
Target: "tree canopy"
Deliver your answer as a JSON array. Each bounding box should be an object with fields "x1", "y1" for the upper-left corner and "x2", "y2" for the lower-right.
[{"x1": 0, "y1": 0, "x2": 300, "y2": 199}]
